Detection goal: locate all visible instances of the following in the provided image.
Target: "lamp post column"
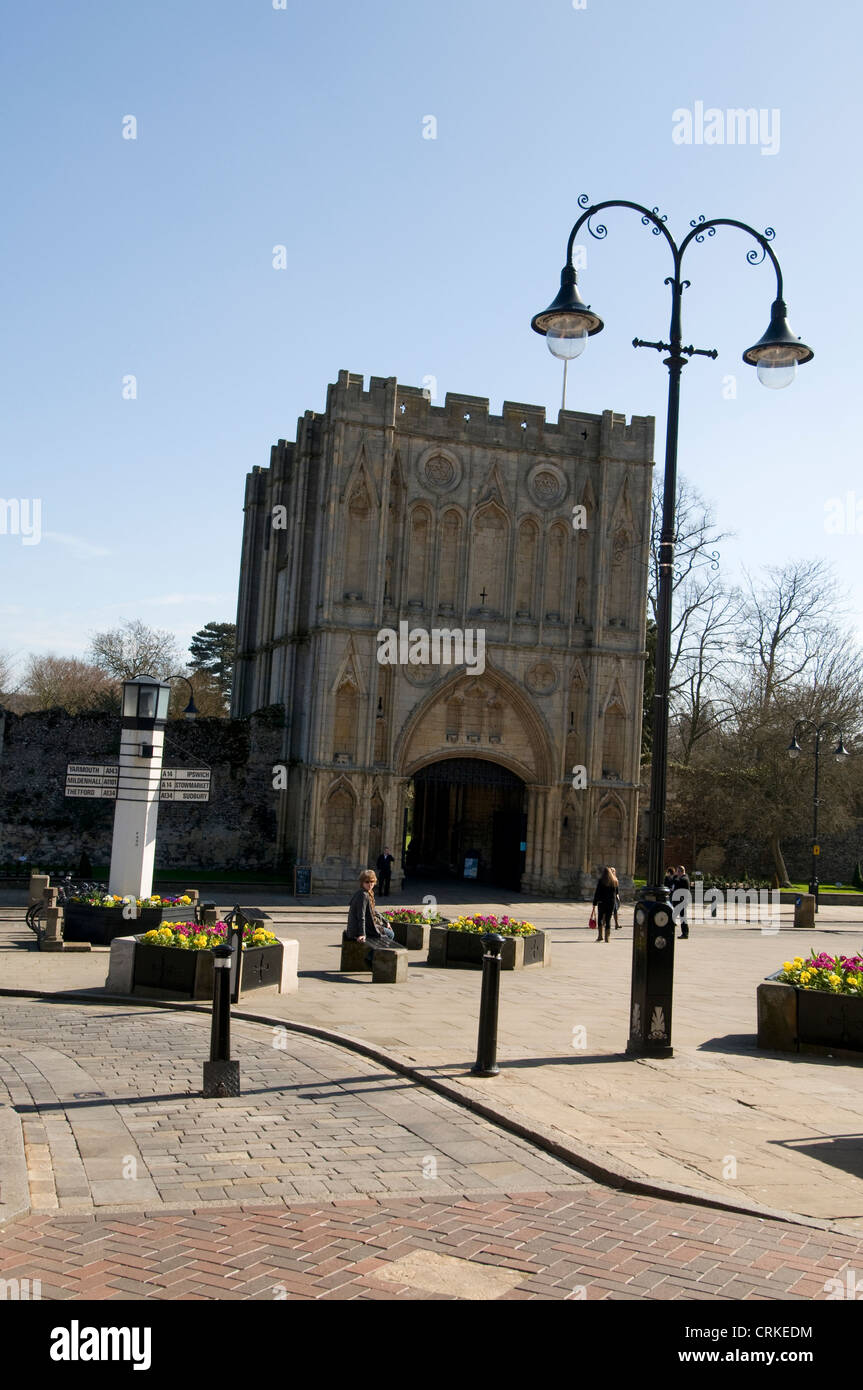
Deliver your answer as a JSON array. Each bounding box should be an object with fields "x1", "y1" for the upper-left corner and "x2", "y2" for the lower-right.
[
  {"x1": 811, "y1": 729, "x2": 821, "y2": 912},
  {"x1": 646, "y1": 285, "x2": 685, "y2": 890}
]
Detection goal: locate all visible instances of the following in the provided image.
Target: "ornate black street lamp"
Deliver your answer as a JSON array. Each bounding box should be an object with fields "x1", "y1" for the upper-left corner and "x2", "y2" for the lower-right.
[
  {"x1": 787, "y1": 721, "x2": 850, "y2": 911},
  {"x1": 166, "y1": 673, "x2": 199, "y2": 720},
  {"x1": 532, "y1": 195, "x2": 813, "y2": 1058}
]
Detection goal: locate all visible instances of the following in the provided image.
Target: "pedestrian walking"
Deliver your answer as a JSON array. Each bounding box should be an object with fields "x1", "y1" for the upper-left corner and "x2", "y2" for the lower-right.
[
  {"x1": 592, "y1": 866, "x2": 619, "y2": 943},
  {"x1": 375, "y1": 847, "x2": 394, "y2": 896},
  {"x1": 345, "y1": 869, "x2": 400, "y2": 964},
  {"x1": 609, "y1": 866, "x2": 622, "y2": 928},
  {"x1": 673, "y1": 863, "x2": 691, "y2": 939}
]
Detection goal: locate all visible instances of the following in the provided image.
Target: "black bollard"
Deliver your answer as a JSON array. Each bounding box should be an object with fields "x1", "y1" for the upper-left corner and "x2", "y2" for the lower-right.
[
  {"x1": 202, "y1": 944, "x2": 240, "y2": 1097},
  {"x1": 471, "y1": 933, "x2": 504, "y2": 1077}
]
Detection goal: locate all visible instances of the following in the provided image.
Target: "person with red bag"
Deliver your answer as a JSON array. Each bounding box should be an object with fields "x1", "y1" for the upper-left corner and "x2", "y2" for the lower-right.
[{"x1": 592, "y1": 866, "x2": 619, "y2": 943}]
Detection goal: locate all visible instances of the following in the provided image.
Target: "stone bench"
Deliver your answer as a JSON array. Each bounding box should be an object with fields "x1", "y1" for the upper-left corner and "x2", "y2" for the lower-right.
[{"x1": 339, "y1": 934, "x2": 407, "y2": 983}]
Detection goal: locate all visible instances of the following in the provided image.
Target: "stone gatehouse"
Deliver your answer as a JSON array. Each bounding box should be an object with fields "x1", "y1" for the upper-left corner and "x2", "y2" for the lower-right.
[{"x1": 232, "y1": 371, "x2": 654, "y2": 895}]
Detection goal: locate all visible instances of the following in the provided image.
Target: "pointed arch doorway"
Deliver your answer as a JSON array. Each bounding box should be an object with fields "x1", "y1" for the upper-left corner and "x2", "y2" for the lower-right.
[{"x1": 406, "y1": 757, "x2": 527, "y2": 890}]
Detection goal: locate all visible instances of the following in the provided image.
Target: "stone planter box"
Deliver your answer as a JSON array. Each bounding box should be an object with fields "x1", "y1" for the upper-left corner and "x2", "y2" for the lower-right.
[
  {"x1": 388, "y1": 916, "x2": 450, "y2": 950},
  {"x1": 106, "y1": 936, "x2": 298, "y2": 1001},
  {"x1": 133, "y1": 940, "x2": 215, "y2": 999},
  {"x1": 427, "y1": 926, "x2": 549, "y2": 970},
  {"x1": 63, "y1": 904, "x2": 163, "y2": 947},
  {"x1": 757, "y1": 972, "x2": 863, "y2": 1055}
]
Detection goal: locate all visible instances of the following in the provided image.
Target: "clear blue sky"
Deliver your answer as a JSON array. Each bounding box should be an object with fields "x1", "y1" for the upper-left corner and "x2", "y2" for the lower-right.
[{"x1": 2, "y1": 0, "x2": 860, "y2": 674}]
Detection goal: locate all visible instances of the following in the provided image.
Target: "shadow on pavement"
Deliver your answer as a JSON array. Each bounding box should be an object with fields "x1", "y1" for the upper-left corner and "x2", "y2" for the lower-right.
[{"x1": 771, "y1": 1134, "x2": 863, "y2": 1181}]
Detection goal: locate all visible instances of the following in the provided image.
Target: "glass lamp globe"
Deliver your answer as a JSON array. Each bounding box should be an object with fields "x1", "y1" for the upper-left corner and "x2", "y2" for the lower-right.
[
  {"x1": 756, "y1": 347, "x2": 798, "y2": 390},
  {"x1": 547, "y1": 324, "x2": 588, "y2": 360}
]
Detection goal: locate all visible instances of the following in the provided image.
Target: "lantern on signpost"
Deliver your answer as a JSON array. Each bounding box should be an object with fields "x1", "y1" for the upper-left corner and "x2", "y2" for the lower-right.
[{"x1": 108, "y1": 675, "x2": 171, "y2": 898}]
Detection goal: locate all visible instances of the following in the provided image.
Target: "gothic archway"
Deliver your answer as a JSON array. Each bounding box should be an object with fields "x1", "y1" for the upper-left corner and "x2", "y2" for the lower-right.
[{"x1": 407, "y1": 757, "x2": 526, "y2": 889}]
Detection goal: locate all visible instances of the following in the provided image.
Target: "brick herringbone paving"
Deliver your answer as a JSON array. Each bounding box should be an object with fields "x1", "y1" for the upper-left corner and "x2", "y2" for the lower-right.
[
  {"x1": 2, "y1": 1191, "x2": 862, "y2": 1300},
  {"x1": 1, "y1": 998, "x2": 863, "y2": 1299}
]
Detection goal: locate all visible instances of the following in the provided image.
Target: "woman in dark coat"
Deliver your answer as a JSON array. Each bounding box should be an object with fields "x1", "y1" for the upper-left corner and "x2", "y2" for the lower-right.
[
  {"x1": 346, "y1": 869, "x2": 398, "y2": 958},
  {"x1": 593, "y1": 866, "x2": 619, "y2": 943}
]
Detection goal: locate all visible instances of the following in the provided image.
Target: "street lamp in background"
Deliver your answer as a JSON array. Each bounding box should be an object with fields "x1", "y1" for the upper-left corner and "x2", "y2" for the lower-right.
[
  {"x1": 166, "y1": 673, "x2": 199, "y2": 720},
  {"x1": 532, "y1": 195, "x2": 813, "y2": 1058},
  {"x1": 787, "y1": 721, "x2": 851, "y2": 911}
]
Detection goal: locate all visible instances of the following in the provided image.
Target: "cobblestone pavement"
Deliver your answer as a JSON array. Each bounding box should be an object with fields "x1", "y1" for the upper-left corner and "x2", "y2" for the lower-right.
[
  {"x1": 0, "y1": 999, "x2": 579, "y2": 1210},
  {"x1": 2, "y1": 1191, "x2": 862, "y2": 1301},
  {"x1": 1, "y1": 998, "x2": 863, "y2": 1300},
  {"x1": 4, "y1": 893, "x2": 863, "y2": 1225}
]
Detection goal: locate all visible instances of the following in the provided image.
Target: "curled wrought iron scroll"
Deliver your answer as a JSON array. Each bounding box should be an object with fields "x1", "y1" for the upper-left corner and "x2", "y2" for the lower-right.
[
  {"x1": 689, "y1": 215, "x2": 716, "y2": 244},
  {"x1": 746, "y1": 228, "x2": 775, "y2": 266}
]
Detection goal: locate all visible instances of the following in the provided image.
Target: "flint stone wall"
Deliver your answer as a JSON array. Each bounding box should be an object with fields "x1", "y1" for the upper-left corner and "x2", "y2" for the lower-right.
[{"x1": 0, "y1": 706, "x2": 285, "y2": 870}]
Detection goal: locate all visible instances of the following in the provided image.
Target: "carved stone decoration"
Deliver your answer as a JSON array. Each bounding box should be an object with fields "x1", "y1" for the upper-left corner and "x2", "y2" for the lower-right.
[
  {"x1": 418, "y1": 445, "x2": 462, "y2": 494},
  {"x1": 527, "y1": 462, "x2": 567, "y2": 508},
  {"x1": 525, "y1": 662, "x2": 557, "y2": 694},
  {"x1": 402, "y1": 664, "x2": 437, "y2": 687},
  {"x1": 648, "y1": 1006, "x2": 667, "y2": 1040},
  {"x1": 630, "y1": 1002, "x2": 642, "y2": 1038}
]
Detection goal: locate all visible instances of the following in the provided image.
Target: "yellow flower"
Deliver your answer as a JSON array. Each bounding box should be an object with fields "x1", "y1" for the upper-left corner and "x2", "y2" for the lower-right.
[
  {"x1": 799, "y1": 971, "x2": 811, "y2": 983},
  {"x1": 827, "y1": 973, "x2": 841, "y2": 987},
  {"x1": 782, "y1": 962, "x2": 793, "y2": 972},
  {"x1": 179, "y1": 895, "x2": 191, "y2": 905}
]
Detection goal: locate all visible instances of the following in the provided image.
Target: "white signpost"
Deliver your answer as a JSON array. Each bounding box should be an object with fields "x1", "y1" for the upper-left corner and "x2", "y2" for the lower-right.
[{"x1": 61, "y1": 677, "x2": 212, "y2": 898}]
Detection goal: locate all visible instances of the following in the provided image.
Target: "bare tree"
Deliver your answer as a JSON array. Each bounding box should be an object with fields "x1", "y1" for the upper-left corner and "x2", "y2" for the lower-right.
[
  {"x1": 20, "y1": 655, "x2": 118, "y2": 714},
  {"x1": 646, "y1": 476, "x2": 739, "y2": 764},
  {"x1": 738, "y1": 559, "x2": 843, "y2": 712},
  {"x1": 0, "y1": 650, "x2": 15, "y2": 697},
  {"x1": 88, "y1": 619, "x2": 182, "y2": 682},
  {"x1": 671, "y1": 584, "x2": 743, "y2": 763}
]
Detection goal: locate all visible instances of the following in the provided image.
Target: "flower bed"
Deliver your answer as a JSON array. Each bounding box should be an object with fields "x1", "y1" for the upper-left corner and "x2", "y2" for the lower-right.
[
  {"x1": 380, "y1": 906, "x2": 447, "y2": 949},
  {"x1": 758, "y1": 949, "x2": 863, "y2": 1055},
  {"x1": 428, "y1": 915, "x2": 548, "y2": 970},
  {"x1": 139, "y1": 921, "x2": 279, "y2": 951},
  {"x1": 448, "y1": 914, "x2": 536, "y2": 935},
  {"x1": 777, "y1": 951, "x2": 863, "y2": 995},
  {"x1": 62, "y1": 894, "x2": 193, "y2": 946},
  {"x1": 381, "y1": 908, "x2": 445, "y2": 925},
  {"x1": 132, "y1": 920, "x2": 282, "y2": 999}
]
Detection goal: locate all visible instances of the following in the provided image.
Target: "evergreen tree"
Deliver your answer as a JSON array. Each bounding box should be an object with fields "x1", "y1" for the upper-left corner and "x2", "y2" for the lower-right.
[{"x1": 189, "y1": 622, "x2": 236, "y2": 704}]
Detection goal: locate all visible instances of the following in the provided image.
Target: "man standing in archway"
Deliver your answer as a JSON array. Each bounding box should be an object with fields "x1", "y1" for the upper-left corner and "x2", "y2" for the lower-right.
[{"x1": 376, "y1": 846, "x2": 394, "y2": 896}]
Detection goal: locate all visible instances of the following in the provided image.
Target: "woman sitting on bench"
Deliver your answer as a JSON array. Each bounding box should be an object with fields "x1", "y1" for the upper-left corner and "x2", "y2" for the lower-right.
[{"x1": 346, "y1": 869, "x2": 398, "y2": 952}]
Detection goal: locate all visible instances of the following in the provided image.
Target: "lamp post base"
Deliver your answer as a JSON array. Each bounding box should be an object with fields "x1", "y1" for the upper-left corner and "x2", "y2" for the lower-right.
[
  {"x1": 625, "y1": 1040, "x2": 673, "y2": 1059},
  {"x1": 202, "y1": 1060, "x2": 240, "y2": 1098}
]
